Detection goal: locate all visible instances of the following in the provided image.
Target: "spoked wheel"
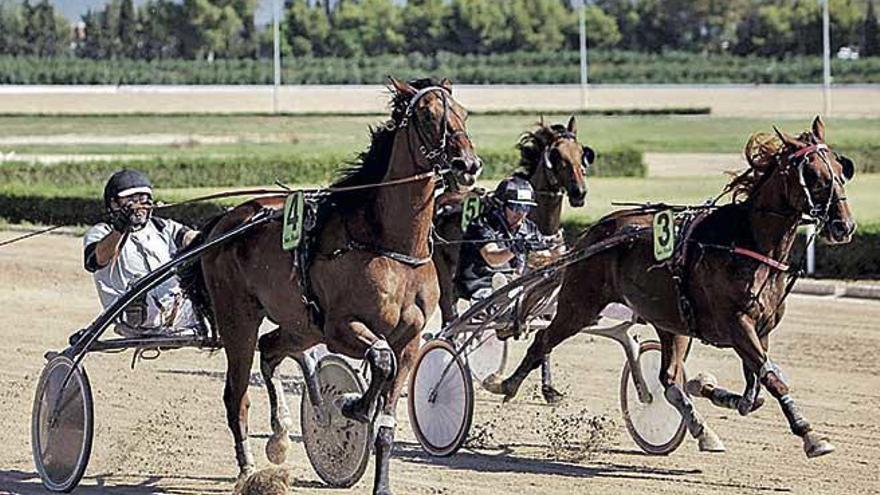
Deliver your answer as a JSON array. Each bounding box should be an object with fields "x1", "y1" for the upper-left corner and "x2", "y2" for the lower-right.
[
  {"x1": 619, "y1": 340, "x2": 688, "y2": 455},
  {"x1": 408, "y1": 339, "x2": 473, "y2": 457},
  {"x1": 463, "y1": 328, "x2": 508, "y2": 385},
  {"x1": 301, "y1": 354, "x2": 371, "y2": 488},
  {"x1": 31, "y1": 354, "x2": 94, "y2": 493}
]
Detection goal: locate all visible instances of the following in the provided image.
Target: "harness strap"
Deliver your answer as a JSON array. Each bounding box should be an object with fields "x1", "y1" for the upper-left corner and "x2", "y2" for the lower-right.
[
  {"x1": 788, "y1": 143, "x2": 828, "y2": 160},
  {"x1": 347, "y1": 236, "x2": 434, "y2": 268},
  {"x1": 732, "y1": 246, "x2": 791, "y2": 272}
]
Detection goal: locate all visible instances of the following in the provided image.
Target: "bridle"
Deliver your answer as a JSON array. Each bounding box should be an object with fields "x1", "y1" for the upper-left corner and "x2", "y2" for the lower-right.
[
  {"x1": 538, "y1": 131, "x2": 589, "y2": 197},
  {"x1": 786, "y1": 142, "x2": 847, "y2": 226},
  {"x1": 746, "y1": 140, "x2": 847, "y2": 230},
  {"x1": 393, "y1": 85, "x2": 472, "y2": 183},
  {"x1": 346, "y1": 85, "x2": 476, "y2": 267}
]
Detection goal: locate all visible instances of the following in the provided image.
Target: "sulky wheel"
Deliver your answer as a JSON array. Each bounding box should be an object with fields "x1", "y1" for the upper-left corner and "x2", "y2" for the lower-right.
[
  {"x1": 31, "y1": 354, "x2": 94, "y2": 492},
  {"x1": 301, "y1": 354, "x2": 371, "y2": 488},
  {"x1": 619, "y1": 340, "x2": 688, "y2": 455},
  {"x1": 408, "y1": 339, "x2": 473, "y2": 457}
]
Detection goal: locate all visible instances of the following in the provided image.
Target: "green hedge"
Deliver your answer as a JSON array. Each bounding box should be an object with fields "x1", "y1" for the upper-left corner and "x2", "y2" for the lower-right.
[
  {"x1": 478, "y1": 146, "x2": 645, "y2": 179},
  {"x1": 0, "y1": 147, "x2": 646, "y2": 193},
  {"x1": 0, "y1": 193, "x2": 223, "y2": 228},
  {"x1": 845, "y1": 145, "x2": 880, "y2": 175},
  {"x1": 2, "y1": 51, "x2": 879, "y2": 84}
]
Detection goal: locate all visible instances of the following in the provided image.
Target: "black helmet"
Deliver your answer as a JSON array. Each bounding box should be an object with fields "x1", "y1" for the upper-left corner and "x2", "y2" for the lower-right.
[
  {"x1": 103, "y1": 169, "x2": 153, "y2": 208},
  {"x1": 494, "y1": 176, "x2": 537, "y2": 208}
]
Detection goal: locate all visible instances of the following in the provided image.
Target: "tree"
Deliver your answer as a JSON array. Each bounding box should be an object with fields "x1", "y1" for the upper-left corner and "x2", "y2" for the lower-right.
[
  {"x1": 329, "y1": 0, "x2": 403, "y2": 57},
  {"x1": 283, "y1": 0, "x2": 330, "y2": 56},
  {"x1": 564, "y1": 4, "x2": 621, "y2": 50},
  {"x1": 444, "y1": 0, "x2": 510, "y2": 54},
  {"x1": 0, "y1": 2, "x2": 27, "y2": 55},
  {"x1": 865, "y1": 0, "x2": 879, "y2": 56},
  {"x1": 137, "y1": 0, "x2": 186, "y2": 59},
  {"x1": 504, "y1": 0, "x2": 569, "y2": 52},
  {"x1": 401, "y1": 0, "x2": 450, "y2": 54},
  {"x1": 119, "y1": 0, "x2": 138, "y2": 58},
  {"x1": 734, "y1": 3, "x2": 795, "y2": 57}
]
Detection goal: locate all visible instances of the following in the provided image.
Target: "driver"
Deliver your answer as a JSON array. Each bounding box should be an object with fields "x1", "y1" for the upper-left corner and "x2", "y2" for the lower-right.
[
  {"x1": 83, "y1": 169, "x2": 202, "y2": 337},
  {"x1": 456, "y1": 176, "x2": 564, "y2": 403},
  {"x1": 457, "y1": 176, "x2": 553, "y2": 302}
]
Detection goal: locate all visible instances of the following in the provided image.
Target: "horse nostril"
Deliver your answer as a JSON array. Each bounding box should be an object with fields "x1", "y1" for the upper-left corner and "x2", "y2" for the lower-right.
[{"x1": 830, "y1": 220, "x2": 852, "y2": 239}]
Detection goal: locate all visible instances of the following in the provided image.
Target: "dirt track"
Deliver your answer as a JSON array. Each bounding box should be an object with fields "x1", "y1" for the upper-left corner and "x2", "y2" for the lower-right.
[{"x1": 1, "y1": 231, "x2": 879, "y2": 495}]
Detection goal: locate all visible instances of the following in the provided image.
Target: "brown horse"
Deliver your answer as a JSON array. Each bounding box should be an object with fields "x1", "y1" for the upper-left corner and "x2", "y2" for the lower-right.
[
  {"x1": 491, "y1": 117, "x2": 855, "y2": 458},
  {"x1": 433, "y1": 117, "x2": 592, "y2": 403},
  {"x1": 199, "y1": 78, "x2": 480, "y2": 494}
]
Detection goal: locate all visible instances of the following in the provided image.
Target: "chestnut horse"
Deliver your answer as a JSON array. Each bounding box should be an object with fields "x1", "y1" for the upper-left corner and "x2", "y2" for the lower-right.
[
  {"x1": 491, "y1": 117, "x2": 855, "y2": 458},
  {"x1": 433, "y1": 117, "x2": 592, "y2": 403},
  {"x1": 200, "y1": 78, "x2": 480, "y2": 494}
]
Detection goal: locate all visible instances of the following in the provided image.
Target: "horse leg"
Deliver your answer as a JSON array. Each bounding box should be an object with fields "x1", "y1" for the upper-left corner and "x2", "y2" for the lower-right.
[
  {"x1": 258, "y1": 328, "x2": 311, "y2": 466},
  {"x1": 325, "y1": 319, "x2": 396, "y2": 424},
  {"x1": 540, "y1": 356, "x2": 564, "y2": 405},
  {"x1": 685, "y1": 360, "x2": 765, "y2": 415},
  {"x1": 730, "y1": 318, "x2": 834, "y2": 458},
  {"x1": 491, "y1": 277, "x2": 606, "y2": 402},
  {"x1": 436, "y1": 249, "x2": 459, "y2": 327},
  {"x1": 206, "y1": 274, "x2": 263, "y2": 482},
  {"x1": 372, "y1": 335, "x2": 419, "y2": 495},
  {"x1": 222, "y1": 323, "x2": 260, "y2": 480},
  {"x1": 659, "y1": 332, "x2": 725, "y2": 452}
]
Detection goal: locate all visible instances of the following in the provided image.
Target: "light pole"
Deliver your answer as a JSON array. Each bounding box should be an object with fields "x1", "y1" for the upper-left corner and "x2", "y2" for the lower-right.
[
  {"x1": 808, "y1": 0, "x2": 832, "y2": 275},
  {"x1": 822, "y1": 0, "x2": 831, "y2": 117},
  {"x1": 578, "y1": 0, "x2": 588, "y2": 109},
  {"x1": 272, "y1": 0, "x2": 281, "y2": 114}
]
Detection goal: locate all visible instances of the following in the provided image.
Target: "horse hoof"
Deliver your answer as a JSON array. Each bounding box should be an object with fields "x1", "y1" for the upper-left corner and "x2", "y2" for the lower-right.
[
  {"x1": 335, "y1": 393, "x2": 371, "y2": 423},
  {"x1": 481, "y1": 373, "x2": 505, "y2": 395},
  {"x1": 804, "y1": 432, "x2": 835, "y2": 458},
  {"x1": 697, "y1": 428, "x2": 726, "y2": 453},
  {"x1": 233, "y1": 465, "x2": 257, "y2": 494},
  {"x1": 738, "y1": 396, "x2": 766, "y2": 416},
  {"x1": 685, "y1": 372, "x2": 717, "y2": 396},
  {"x1": 265, "y1": 431, "x2": 290, "y2": 465},
  {"x1": 235, "y1": 467, "x2": 290, "y2": 495},
  {"x1": 541, "y1": 385, "x2": 565, "y2": 405}
]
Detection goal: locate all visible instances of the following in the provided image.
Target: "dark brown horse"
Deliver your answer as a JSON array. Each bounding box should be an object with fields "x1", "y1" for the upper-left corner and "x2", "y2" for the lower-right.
[
  {"x1": 199, "y1": 78, "x2": 479, "y2": 494},
  {"x1": 490, "y1": 117, "x2": 855, "y2": 458},
  {"x1": 433, "y1": 117, "x2": 592, "y2": 403}
]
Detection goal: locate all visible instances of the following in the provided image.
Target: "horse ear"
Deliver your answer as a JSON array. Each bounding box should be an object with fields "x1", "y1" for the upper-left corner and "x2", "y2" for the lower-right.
[
  {"x1": 812, "y1": 115, "x2": 826, "y2": 142},
  {"x1": 567, "y1": 115, "x2": 577, "y2": 136},
  {"x1": 388, "y1": 77, "x2": 416, "y2": 97},
  {"x1": 538, "y1": 115, "x2": 545, "y2": 127},
  {"x1": 773, "y1": 126, "x2": 804, "y2": 149},
  {"x1": 439, "y1": 78, "x2": 452, "y2": 93}
]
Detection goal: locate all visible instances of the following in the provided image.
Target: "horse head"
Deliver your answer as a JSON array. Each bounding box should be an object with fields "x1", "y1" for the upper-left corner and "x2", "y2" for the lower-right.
[
  {"x1": 773, "y1": 116, "x2": 856, "y2": 244},
  {"x1": 389, "y1": 77, "x2": 482, "y2": 188},
  {"x1": 521, "y1": 116, "x2": 592, "y2": 207}
]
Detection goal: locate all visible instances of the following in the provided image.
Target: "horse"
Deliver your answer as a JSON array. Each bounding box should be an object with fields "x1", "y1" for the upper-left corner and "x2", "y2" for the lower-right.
[
  {"x1": 432, "y1": 116, "x2": 592, "y2": 403},
  {"x1": 489, "y1": 116, "x2": 855, "y2": 458},
  {"x1": 198, "y1": 77, "x2": 480, "y2": 495}
]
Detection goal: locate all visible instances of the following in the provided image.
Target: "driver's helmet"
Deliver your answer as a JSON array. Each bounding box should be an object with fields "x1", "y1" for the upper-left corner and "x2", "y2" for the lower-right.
[
  {"x1": 494, "y1": 176, "x2": 537, "y2": 211},
  {"x1": 103, "y1": 169, "x2": 153, "y2": 209}
]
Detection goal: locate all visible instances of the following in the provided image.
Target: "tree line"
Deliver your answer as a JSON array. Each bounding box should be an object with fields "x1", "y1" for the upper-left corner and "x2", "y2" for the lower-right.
[{"x1": 0, "y1": 0, "x2": 878, "y2": 60}]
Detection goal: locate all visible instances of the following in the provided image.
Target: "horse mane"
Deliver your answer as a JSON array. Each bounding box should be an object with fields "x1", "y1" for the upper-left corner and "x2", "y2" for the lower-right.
[
  {"x1": 516, "y1": 123, "x2": 571, "y2": 176},
  {"x1": 722, "y1": 130, "x2": 815, "y2": 203},
  {"x1": 325, "y1": 77, "x2": 445, "y2": 215}
]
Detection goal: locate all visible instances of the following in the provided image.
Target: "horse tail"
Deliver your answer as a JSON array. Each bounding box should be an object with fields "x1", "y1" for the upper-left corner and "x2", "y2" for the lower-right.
[{"x1": 179, "y1": 213, "x2": 227, "y2": 337}]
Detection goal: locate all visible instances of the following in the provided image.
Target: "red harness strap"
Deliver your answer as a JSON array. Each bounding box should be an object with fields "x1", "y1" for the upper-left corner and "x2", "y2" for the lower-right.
[
  {"x1": 732, "y1": 246, "x2": 790, "y2": 272},
  {"x1": 789, "y1": 143, "x2": 828, "y2": 160}
]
